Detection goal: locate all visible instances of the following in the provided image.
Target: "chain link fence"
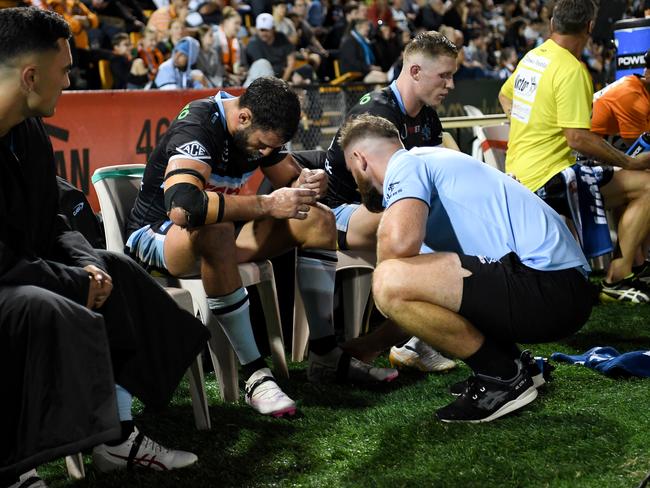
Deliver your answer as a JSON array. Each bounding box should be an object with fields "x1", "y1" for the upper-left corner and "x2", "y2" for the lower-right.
[{"x1": 291, "y1": 82, "x2": 383, "y2": 151}]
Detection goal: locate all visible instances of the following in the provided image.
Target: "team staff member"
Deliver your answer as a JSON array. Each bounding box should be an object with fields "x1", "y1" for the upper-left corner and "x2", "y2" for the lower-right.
[
  {"x1": 126, "y1": 77, "x2": 397, "y2": 419},
  {"x1": 591, "y1": 49, "x2": 650, "y2": 148},
  {"x1": 339, "y1": 114, "x2": 593, "y2": 423},
  {"x1": 499, "y1": 0, "x2": 650, "y2": 303},
  {"x1": 321, "y1": 31, "x2": 459, "y2": 371}
]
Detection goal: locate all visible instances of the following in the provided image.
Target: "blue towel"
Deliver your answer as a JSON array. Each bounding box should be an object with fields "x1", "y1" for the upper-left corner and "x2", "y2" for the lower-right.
[
  {"x1": 560, "y1": 164, "x2": 614, "y2": 259},
  {"x1": 551, "y1": 346, "x2": 650, "y2": 377}
]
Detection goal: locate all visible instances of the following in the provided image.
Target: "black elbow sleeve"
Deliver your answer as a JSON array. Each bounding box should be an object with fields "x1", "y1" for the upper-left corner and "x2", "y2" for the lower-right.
[{"x1": 164, "y1": 182, "x2": 208, "y2": 228}]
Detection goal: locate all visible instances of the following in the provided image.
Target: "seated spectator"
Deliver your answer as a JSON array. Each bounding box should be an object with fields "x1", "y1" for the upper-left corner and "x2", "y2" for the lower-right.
[
  {"x1": 89, "y1": 0, "x2": 147, "y2": 33},
  {"x1": 46, "y1": 0, "x2": 102, "y2": 88},
  {"x1": 456, "y1": 30, "x2": 492, "y2": 80},
  {"x1": 0, "y1": 8, "x2": 208, "y2": 486},
  {"x1": 245, "y1": 12, "x2": 312, "y2": 84},
  {"x1": 154, "y1": 35, "x2": 207, "y2": 88},
  {"x1": 367, "y1": 0, "x2": 395, "y2": 30},
  {"x1": 148, "y1": 0, "x2": 188, "y2": 37},
  {"x1": 306, "y1": 0, "x2": 323, "y2": 27},
  {"x1": 214, "y1": 6, "x2": 248, "y2": 86},
  {"x1": 287, "y1": 11, "x2": 327, "y2": 72},
  {"x1": 137, "y1": 26, "x2": 166, "y2": 83},
  {"x1": 339, "y1": 18, "x2": 387, "y2": 83},
  {"x1": 324, "y1": 1, "x2": 366, "y2": 50},
  {"x1": 186, "y1": 0, "x2": 221, "y2": 26},
  {"x1": 272, "y1": 0, "x2": 298, "y2": 44},
  {"x1": 372, "y1": 21, "x2": 402, "y2": 73},
  {"x1": 496, "y1": 46, "x2": 517, "y2": 80},
  {"x1": 414, "y1": 0, "x2": 444, "y2": 32},
  {"x1": 157, "y1": 17, "x2": 187, "y2": 56},
  {"x1": 109, "y1": 32, "x2": 150, "y2": 88},
  {"x1": 196, "y1": 24, "x2": 225, "y2": 86}
]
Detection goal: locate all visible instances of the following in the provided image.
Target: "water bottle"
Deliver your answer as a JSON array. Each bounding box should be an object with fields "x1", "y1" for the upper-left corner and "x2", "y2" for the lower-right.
[{"x1": 626, "y1": 132, "x2": 650, "y2": 157}]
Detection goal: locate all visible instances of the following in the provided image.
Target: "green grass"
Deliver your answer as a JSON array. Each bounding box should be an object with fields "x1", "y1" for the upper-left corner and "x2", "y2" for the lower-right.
[{"x1": 41, "y1": 302, "x2": 650, "y2": 488}]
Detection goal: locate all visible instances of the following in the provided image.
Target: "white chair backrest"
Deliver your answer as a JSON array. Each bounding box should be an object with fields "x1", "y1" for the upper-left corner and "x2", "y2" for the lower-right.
[
  {"x1": 476, "y1": 124, "x2": 510, "y2": 173},
  {"x1": 91, "y1": 164, "x2": 146, "y2": 253}
]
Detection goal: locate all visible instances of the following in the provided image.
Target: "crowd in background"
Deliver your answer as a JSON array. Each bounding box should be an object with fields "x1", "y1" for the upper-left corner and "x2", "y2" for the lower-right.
[{"x1": 0, "y1": 0, "x2": 648, "y2": 90}]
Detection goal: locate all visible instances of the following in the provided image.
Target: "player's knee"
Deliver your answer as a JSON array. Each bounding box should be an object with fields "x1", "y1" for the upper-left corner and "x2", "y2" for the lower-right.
[
  {"x1": 301, "y1": 204, "x2": 336, "y2": 247},
  {"x1": 373, "y1": 260, "x2": 404, "y2": 316}
]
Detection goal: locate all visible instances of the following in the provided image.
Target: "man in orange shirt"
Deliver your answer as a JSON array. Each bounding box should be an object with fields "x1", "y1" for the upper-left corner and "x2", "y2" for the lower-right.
[{"x1": 592, "y1": 50, "x2": 650, "y2": 147}]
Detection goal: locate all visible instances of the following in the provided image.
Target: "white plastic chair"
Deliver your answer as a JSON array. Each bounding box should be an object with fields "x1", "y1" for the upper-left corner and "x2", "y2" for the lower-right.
[
  {"x1": 91, "y1": 164, "x2": 288, "y2": 405},
  {"x1": 91, "y1": 164, "x2": 211, "y2": 429},
  {"x1": 291, "y1": 249, "x2": 376, "y2": 361},
  {"x1": 478, "y1": 124, "x2": 510, "y2": 173},
  {"x1": 463, "y1": 104, "x2": 485, "y2": 162}
]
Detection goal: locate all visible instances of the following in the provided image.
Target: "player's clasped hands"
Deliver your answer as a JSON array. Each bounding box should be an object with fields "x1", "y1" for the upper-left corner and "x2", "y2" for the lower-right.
[
  {"x1": 297, "y1": 168, "x2": 328, "y2": 199},
  {"x1": 267, "y1": 186, "x2": 318, "y2": 220}
]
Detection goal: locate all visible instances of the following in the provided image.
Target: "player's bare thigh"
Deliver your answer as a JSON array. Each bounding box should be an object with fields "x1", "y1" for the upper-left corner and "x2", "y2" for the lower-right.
[{"x1": 345, "y1": 205, "x2": 383, "y2": 251}]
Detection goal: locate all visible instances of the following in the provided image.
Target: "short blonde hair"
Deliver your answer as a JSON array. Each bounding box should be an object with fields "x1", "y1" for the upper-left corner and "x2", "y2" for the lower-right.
[
  {"x1": 338, "y1": 114, "x2": 399, "y2": 151},
  {"x1": 403, "y1": 30, "x2": 458, "y2": 62}
]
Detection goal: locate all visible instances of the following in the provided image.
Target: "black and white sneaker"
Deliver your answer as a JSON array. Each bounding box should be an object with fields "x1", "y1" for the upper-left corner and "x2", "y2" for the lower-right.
[
  {"x1": 448, "y1": 350, "x2": 554, "y2": 396},
  {"x1": 437, "y1": 360, "x2": 538, "y2": 423},
  {"x1": 600, "y1": 276, "x2": 650, "y2": 304}
]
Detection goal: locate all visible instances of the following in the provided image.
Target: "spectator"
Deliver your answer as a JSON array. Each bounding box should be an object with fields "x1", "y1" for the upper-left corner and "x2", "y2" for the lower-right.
[
  {"x1": 324, "y1": 0, "x2": 366, "y2": 50},
  {"x1": 214, "y1": 6, "x2": 248, "y2": 86},
  {"x1": 148, "y1": 0, "x2": 188, "y2": 36},
  {"x1": 272, "y1": 0, "x2": 298, "y2": 44},
  {"x1": 372, "y1": 21, "x2": 402, "y2": 72},
  {"x1": 157, "y1": 17, "x2": 187, "y2": 56},
  {"x1": 367, "y1": 0, "x2": 395, "y2": 30},
  {"x1": 154, "y1": 35, "x2": 207, "y2": 88},
  {"x1": 109, "y1": 32, "x2": 149, "y2": 88},
  {"x1": 89, "y1": 0, "x2": 147, "y2": 33},
  {"x1": 137, "y1": 26, "x2": 165, "y2": 83},
  {"x1": 339, "y1": 18, "x2": 387, "y2": 83},
  {"x1": 196, "y1": 24, "x2": 225, "y2": 86},
  {"x1": 496, "y1": 45, "x2": 517, "y2": 79},
  {"x1": 414, "y1": 0, "x2": 444, "y2": 32},
  {"x1": 245, "y1": 12, "x2": 311, "y2": 84},
  {"x1": 46, "y1": 0, "x2": 101, "y2": 87},
  {"x1": 306, "y1": 0, "x2": 323, "y2": 27}
]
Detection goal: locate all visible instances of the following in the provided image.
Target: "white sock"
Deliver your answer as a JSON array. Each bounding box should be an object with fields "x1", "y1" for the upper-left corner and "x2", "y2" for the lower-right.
[
  {"x1": 207, "y1": 287, "x2": 261, "y2": 365},
  {"x1": 296, "y1": 249, "x2": 337, "y2": 340}
]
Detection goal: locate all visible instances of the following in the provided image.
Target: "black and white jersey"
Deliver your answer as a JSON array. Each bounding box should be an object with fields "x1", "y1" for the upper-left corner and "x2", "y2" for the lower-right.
[
  {"x1": 127, "y1": 92, "x2": 284, "y2": 236},
  {"x1": 323, "y1": 82, "x2": 444, "y2": 209}
]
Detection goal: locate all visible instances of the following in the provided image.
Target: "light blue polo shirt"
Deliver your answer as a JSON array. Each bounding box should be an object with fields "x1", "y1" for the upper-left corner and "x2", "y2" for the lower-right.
[{"x1": 383, "y1": 147, "x2": 590, "y2": 275}]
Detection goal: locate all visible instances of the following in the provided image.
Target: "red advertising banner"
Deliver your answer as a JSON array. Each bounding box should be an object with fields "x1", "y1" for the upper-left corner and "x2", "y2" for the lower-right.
[{"x1": 46, "y1": 88, "x2": 258, "y2": 211}]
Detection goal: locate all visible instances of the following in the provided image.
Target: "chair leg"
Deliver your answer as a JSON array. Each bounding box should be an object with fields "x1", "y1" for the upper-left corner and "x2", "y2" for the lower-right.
[
  {"x1": 256, "y1": 277, "x2": 290, "y2": 379},
  {"x1": 65, "y1": 453, "x2": 85, "y2": 479},
  {"x1": 179, "y1": 279, "x2": 240, "y2": 403},
  {"x1": 341, "y1": 269, "x2": 373, "y2": 341},
  {"x1": 206, "y1": 318, "x2": 240, "y2": 402},
  {"x1": 186, "y1": 355, "x2": 211, "y2": 430},
  {"x1": 291, "y1": 282, "x2": 309, "y2": 362}
]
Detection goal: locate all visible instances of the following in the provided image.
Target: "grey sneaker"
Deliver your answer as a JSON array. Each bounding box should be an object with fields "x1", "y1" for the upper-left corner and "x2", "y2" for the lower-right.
[
  {"x1": 307, "y1": 347, "x2": 399, "y2": 383},
  {"x1": 389, "y1": 337, "x2": 456, "y2": 372}
]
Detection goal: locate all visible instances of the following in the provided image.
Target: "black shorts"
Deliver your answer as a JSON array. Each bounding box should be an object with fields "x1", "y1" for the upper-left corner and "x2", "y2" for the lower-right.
[{"x1": 458, "y1": 252, "x2": 595, "y2": 344}]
